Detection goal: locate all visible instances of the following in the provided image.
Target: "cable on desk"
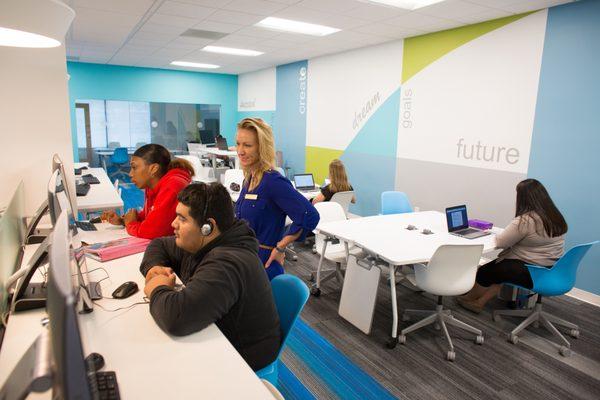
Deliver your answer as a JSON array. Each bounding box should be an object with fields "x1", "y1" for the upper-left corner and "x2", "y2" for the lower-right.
[{"x1": 92, "y1": 299, "x2": 150, "y2": 312}]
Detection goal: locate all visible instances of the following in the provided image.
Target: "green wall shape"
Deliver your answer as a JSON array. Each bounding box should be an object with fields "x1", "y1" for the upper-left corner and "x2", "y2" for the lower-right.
[
  {"x1": 402, "y1": 12, "x2": 535, "y2": 83},
  {"x1": 305, "y1": 146, "x2": 344, "y2": 185}
]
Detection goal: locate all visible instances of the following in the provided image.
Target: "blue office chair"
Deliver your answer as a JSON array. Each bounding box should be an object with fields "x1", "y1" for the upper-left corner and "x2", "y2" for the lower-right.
[
  {"x1": 381, "y1": 191, "x2": 413, "y2": 215},
  {"x1": 109, "y1": 147, "x2": 129, "y2": 180},
  {"x1": 493, "y1": 241, "x2": 599, "y2": 356},
  {"x1": 256, "y1": 275, "x2": 310, "y2": 386}
]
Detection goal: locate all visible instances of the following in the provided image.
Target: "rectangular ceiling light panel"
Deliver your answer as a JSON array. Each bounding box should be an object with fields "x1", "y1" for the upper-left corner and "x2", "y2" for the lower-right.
[{"x1": 255, "y1": 17, "x2": 340, "y2": 36}]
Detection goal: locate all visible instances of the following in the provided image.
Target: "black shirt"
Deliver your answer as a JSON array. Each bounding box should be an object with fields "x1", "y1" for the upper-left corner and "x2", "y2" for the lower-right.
[
  {"x1": 139, "y1": 220, "x2": 281, "y2": 370},
  {"x1": 320, "y1": 184, "x2": 354, "y2": 202}
]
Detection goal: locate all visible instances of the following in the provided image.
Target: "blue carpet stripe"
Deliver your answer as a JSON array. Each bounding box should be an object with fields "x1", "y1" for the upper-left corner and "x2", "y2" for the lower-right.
[
  {"x1": 287, "y1": 319, "x2": 398, "y2": 400},
  {"x1": 278, "y1": 362, "x2": 317, "y2": 400}
]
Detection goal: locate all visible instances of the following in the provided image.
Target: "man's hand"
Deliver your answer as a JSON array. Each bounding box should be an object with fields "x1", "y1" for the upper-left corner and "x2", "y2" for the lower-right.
[
  {"x1": 144, "y1": 273, "x2": 176, "y2": 298},
  {"x1": 265, "y1": 247, "x2": 285, "y2": 269},
  {"x1": 101, "y1": 210, "x2": 123, "y2": 225},
  {"x1": 145, "y1": 266, "x2": 174, "y2": 283},
  {"x1": 123, "y1": 209, "x2": 138, "y2": 225}
]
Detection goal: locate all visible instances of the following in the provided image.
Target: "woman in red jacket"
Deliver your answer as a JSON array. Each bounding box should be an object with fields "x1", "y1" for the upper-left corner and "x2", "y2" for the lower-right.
[{"x1": 102, "y1": 144, "x2": 193, "y2": 239}]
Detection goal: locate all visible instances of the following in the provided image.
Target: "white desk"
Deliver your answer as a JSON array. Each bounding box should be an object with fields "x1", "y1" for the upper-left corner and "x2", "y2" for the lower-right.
[
  {"x1": 0, "y1": 228, "x2": 274, "y2": 399},
  {"x1": 76, "y1": 168, "x2": 124, "y2": 215},
  {"x1": 316, "y1": 211, "x2": 500, "y2": 346},
  {"x1": 192, "y1": 147, "x2": 240, "y2": 171}
]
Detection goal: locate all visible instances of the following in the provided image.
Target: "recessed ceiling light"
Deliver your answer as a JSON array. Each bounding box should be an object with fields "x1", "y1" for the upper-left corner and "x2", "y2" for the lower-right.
[
  {"x1": 202, "y1": 45, "x2": 263, "y2": 57},
  {"x1": 0, "y1": 26, "x2": 61, "y2": 48},
  {"x1": 255, "y1": 17, "x2": 340, "y2": 37},
  {"x1": 363, "y1": 0, "x2": 446, "y2": 10},
  {"x1": 171, "y1": 61, "x2": 220, "y2": 69}
]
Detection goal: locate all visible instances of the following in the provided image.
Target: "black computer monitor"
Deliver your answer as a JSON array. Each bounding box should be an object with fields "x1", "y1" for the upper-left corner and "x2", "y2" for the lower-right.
[
  {"x1": 50, "y1": 154, "x2": 79, "y2": 234},
  {"x1": 0, "y1": 182, "x2": 27, "y2": 325},
  {"x1": 46, "y1": 211, "x2": 93, "y2": 400},
  {"x1": 25, "y1": 198, "x2": 49, "y2": 244},
  {"x1": 199, "y1": 129, "x2": 216, "y2": 146}
]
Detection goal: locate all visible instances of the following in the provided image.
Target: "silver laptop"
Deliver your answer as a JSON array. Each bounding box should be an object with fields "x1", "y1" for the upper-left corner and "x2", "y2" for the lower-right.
[
  {"x1": 293, "y1": 174, "x2": 316, "y2": 192},
  {"x1": 445, "y1": 205, "x2": 490, "y2": 239}
]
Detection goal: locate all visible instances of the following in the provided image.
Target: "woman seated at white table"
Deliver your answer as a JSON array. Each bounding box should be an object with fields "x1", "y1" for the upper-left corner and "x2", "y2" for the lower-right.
[
  {"x1": 312, "y1": 159, "x2": 355, "y2": 205},
  {"x1": 457, "y1": 179, "x2": 567, "y2": 313},
  {"x1": 102, "y1": 144, "x2": 193, "y2": 239}
]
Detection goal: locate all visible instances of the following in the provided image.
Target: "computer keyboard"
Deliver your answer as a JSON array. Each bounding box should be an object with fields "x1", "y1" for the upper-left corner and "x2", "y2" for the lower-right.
[
  {"x1": 459, "y1": 228, "x2": 480, "y2": 235},
  {"x1": 82, "y1": 174, "x2": 100, "y2": 184},
  {"x1": 76, "y1": 221, "x2": 98, "y2": 231},
  {"x1": 76, "y1": 183, "x2": 91, "y2": 196},
  {"x1": 90, "y1": 371, "x2": 121, "y2": 400}
]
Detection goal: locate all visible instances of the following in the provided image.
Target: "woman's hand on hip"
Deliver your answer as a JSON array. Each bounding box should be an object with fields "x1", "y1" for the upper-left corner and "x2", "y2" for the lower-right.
[{"x1": 265, "y1": 247, "x2": 285, "y2": 269}]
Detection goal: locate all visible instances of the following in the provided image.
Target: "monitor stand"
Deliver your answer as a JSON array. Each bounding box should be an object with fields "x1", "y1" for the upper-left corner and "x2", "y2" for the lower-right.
[{"x1": 0, "y1": 329, "x2": 53, "y2": 400}]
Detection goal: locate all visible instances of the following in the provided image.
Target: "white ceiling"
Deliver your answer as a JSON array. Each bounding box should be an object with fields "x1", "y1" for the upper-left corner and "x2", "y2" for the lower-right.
[{"x1": 64, "y1": 0, "x2": 573, "y2": 75}]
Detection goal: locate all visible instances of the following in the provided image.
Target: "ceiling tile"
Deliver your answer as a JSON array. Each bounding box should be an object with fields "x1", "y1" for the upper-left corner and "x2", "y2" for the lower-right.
[
  {"x1": 139, "y1": 22, "x2": 189, "y2": 35},
  {"x1": 341, "y1": 3, "x2": 410, "y2": 21},
  {"x1": 208, "y1": 9, "x2": 266, "y2": 25},
  {"x1": 501, "y1": 0, "x2": 572, "y2": 13},
  {"x1": 457, "y1": 8, "x2": 513, "y2": 24},
  {"x1": 147, "y1": 13, "x2": 199, "y2": 28},
  {"x1": 295, "y1": 0, "x2": 363, "y2": 13},
  {"x1": 156, "y1": 1, "x2": 217, "y2": 19},
  {"x1": 382, "y1": 12, "x2": 458, "y2": 31},
  {"x1": 222, "y1": 0, "x2": 290, "y2": 15},
  {"x1": 416, "y1": 0, "x2": 492, "y2": 21},
  {"x1": 210, "y1": 33, "x2": 266, "y2": 47},
  {"x1": 167, "y1": 36, "x2": 214, "y2": 49},
  {"x1": 174, "y1": 0, "x2": 235, "y2": 7},
  {"x1": 192, "y1": 20, "x2": 245, "y2": 33},
  {"x1": 235, "y1": 25, "x2": 283, "y2": 38},
  {"x1": 352, "y1": 22, "x2": 424, "y2": 38}
]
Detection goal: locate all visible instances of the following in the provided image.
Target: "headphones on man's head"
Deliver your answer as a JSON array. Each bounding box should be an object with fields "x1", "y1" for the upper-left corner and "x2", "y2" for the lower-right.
[{"x1": 200, "y1": 185, "x2": 213, "y2": 236}]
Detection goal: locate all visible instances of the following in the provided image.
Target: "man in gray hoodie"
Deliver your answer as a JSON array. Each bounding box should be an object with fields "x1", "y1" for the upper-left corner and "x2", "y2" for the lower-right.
[{"x1": 140, "y1": 182, "x2": 281, "y2": 371}]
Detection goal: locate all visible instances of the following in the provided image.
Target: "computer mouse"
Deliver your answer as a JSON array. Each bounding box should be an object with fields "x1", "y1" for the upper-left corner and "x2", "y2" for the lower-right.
[
  {"x1": 111, "y1": 281, "x2": 139, "y2": 299},
  {"x1": 406, "y1": 224, "x2": 417, "y2": 230},
  {"x1": 89, "y1": 216, "x2": 102, "y2": 223},
  {"x1": 85, "y1": 352, "x2": 105, "y2": 372},
  {"x1": 422, "y1": 229, "x2": 433, "y2": 235}
]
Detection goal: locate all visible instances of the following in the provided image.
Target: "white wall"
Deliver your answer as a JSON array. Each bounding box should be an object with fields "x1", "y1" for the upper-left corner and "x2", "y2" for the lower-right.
[
  {"x1": 237, "y1": 67, "x2": 276, "y2": 111},
  {"x1": 0, "y1": 43, "x2": 74, "y2": 215}
]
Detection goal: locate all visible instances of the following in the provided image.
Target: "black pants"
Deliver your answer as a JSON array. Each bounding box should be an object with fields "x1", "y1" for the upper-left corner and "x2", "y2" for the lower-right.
[{"x1": 476, "y1": 259, "x2": 534, "y2": 289}]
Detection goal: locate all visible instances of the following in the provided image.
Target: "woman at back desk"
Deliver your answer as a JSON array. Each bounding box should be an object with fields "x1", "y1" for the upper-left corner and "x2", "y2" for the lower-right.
[
  {"x1": 234, "y1": 118, "x2": 320, "y2": 280},
  {"x1": 312, "y1": 159, "x2": 355, "y2": 205}
]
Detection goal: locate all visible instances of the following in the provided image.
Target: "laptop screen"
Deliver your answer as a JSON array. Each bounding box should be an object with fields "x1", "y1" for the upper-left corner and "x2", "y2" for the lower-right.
[
  {"x1": 446, "y1": 205, "x2": 469, "y2": 232},
  {"x1": 216, "y1": 136, "x2": 228, "y2": 150},
  {"x1": 293, "y1": 174, "x2": 315, "y2": 189}
]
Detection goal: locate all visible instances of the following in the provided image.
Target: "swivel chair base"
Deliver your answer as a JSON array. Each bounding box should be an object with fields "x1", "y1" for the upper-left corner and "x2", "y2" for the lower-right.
[
  {"x1": 399, "y1": 296, "x2": 484, "y2": 361},
  {"x1": 493, "y1": 296, "x2": 579, "y2": 357},
  {"x1": 310, "y1": 262, "x2": 344, "y2": 297}
]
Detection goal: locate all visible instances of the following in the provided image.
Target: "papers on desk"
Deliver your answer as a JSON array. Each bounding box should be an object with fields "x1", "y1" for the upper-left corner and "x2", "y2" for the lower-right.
[
  {"x1": 77, "y1": 224, "x2": 131, "y2": 245},
  {"x1": 84, "y1": 237, "x2": 150, "y2": 262}
]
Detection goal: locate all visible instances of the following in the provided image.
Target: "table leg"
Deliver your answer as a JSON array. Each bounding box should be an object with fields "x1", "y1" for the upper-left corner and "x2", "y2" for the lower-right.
[
  {"x1": 312, "y1": 240, "x2": 329, "y2": 297},
  {"x1": 387, "y1": 264, "x2": 399, "y2": 348},
  {"x1": 101, "y1": 154, "x2": 107, "y2": 171},
  {"x1": 211, "y1": 154, "x2": 217, "y2": 179}
]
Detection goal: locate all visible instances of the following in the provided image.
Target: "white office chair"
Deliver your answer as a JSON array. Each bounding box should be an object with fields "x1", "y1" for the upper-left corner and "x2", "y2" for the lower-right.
[
  {"x1": 310, "y1": 202, "x2": 361, "y2": 297},
  {"x1": 275, "y1": 167, "x2": 285, "y2": 177},
  {"x1": 330, "y1": 191, "x2": 355, "y2": 217},
  {"x1": 176, "y1": 155, "x2": 216, "y2": 183},
  {"x1": 399, "y1": 244, "x2": 485, "y2": 361}
]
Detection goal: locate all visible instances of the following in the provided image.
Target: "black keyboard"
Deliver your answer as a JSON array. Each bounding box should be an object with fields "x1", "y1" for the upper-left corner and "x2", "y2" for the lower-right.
[
  {"x1": 76, "y1": 221, "x2": 97, "y2": 231},
  {"x1": 90, "y1": 371, "x2": 121, "y2": 400},
  {"x1": 76, "y1": 183, "x2": 91, "y2": 196},
  {"x1": 82, "y1": 174, "x2": 100, "y2": 184},
  {"x1": 458, "y1": 228, "x2": 480, "y2": 235}
]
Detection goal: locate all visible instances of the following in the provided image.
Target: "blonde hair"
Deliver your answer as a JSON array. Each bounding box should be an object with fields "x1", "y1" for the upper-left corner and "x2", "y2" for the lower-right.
[
  {"x1": 237, "y1": 118, "x2": 276, "y2": 187},
  {"x1": 329, "y1": 159, "x2": 351, "y2": 193}
]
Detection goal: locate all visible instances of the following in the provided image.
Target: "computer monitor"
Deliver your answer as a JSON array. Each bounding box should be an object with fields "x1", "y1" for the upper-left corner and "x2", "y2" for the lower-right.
[
  {"x1": 0, "y1": 182, "x2": 27, "y2": 325},
  {"x1": 50, "y1": 154, "x2": 79, "y2": 234},
  {"x1": 46, "y1": 211, "x2": 93, "y2": 400},
  {"x1": 199, "y1": 129, "x2": 216, "y2": 146},
  {"x1": 293, "y1": 174, "x2": 315, "y2": 190},
  {"x1": 216, "y1": 136, "x2": 228, "y2": 151},
  {"x1": 24, "y1": 198, "x2": 49, "y2": 244}
]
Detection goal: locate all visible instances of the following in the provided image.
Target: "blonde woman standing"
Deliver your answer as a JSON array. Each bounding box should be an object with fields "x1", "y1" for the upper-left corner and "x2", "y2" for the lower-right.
[
  {"x1": 312, "y1": 159, "x2": 355, "y2": 205},
  {"x1": 234, "y1": 118, "x2": 320, "y2": 280}
]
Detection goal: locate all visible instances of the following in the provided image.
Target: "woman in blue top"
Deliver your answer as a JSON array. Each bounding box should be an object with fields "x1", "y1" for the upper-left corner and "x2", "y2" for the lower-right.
[{"x1": 234, "y1": 118, "x2": 320, "y2": 280}]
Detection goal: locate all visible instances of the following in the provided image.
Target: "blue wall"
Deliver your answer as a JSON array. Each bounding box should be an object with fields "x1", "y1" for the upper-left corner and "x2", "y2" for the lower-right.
[
  {"x1": 528, "y1": 0, "x2": 600, "y2": 295},
  {"x1": 274, "y1": 61, "x2": 308, "y2": 177},
  {"x1": 67, "y1": 62, "x2": 238, "y2": 160}
]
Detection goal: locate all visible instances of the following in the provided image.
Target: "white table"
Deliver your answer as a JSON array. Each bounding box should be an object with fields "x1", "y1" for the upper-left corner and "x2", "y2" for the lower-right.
[
  {"x1": 192, "y1": 147, "x2": 240, "y2": 173},
  {"x1": 0, "y1": 227, "x2": 274, "y2": 399},
  {"x1": 315, "y1": 211, "x2": 501, "y2": 347},
  {"x1": 76, "y1": 168, "x2": 124, "y2": 215}
]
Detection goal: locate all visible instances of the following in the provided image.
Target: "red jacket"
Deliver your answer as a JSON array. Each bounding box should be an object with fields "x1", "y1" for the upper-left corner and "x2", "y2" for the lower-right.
[{"x1": 126, "y1": 168, "x2": 191, "y2": 239}]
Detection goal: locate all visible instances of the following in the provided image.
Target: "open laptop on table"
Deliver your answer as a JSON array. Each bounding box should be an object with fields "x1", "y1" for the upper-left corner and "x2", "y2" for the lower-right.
[
  {"x1": 293, "y1": 173, "x2": 316, "y2": 192},
  {"x1": 445, "y1": 205, "x2": 491, "y2": 239},
  {"x1": 216, "y1": 136, "x2": 229, "y2": 151}
]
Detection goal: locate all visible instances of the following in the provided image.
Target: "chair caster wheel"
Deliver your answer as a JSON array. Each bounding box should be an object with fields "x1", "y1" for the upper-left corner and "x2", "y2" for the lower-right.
[
  {"x1": 434, "y1": 323, "x2": 441, "y2": 331},
  {"x1": 308, "y1": 273, "x2": 315, "y2": 283},
  {"x1": 386, "y1": 337, "x2": 398, "y2": 349},
  {"x1": 559, "y1": 346, "x2": 572, "y2": 357},
  {"x1": 492, "y1": 313, "x2": 501, "y2": 322},
  {"x1": 569, "y1": 329, "x2": 580, "y2": 339},
  {"x1": 310, "y1": 287, "x2": 321, "y2": 297},
  {"x1": 446, "y1": 351, "x2": 456, "y2": 361},
  {"x1": 475, "y1": 335, "x2": 484, "y2": 345},
  {"x1": 398, "y1": 335, "x2": 406, "y2": 345},
  {"x1": 402, "y1": 314, "x2": 410, "y2": 322},
  {"x1": 508, "y1": 333, "x2": 519, "y2": 345}
]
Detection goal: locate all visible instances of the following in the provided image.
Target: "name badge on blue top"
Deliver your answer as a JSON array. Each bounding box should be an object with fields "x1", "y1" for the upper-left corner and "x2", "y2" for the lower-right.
[{"x1": 245, "y1": 194, "x2": 258, "y2": 200}]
